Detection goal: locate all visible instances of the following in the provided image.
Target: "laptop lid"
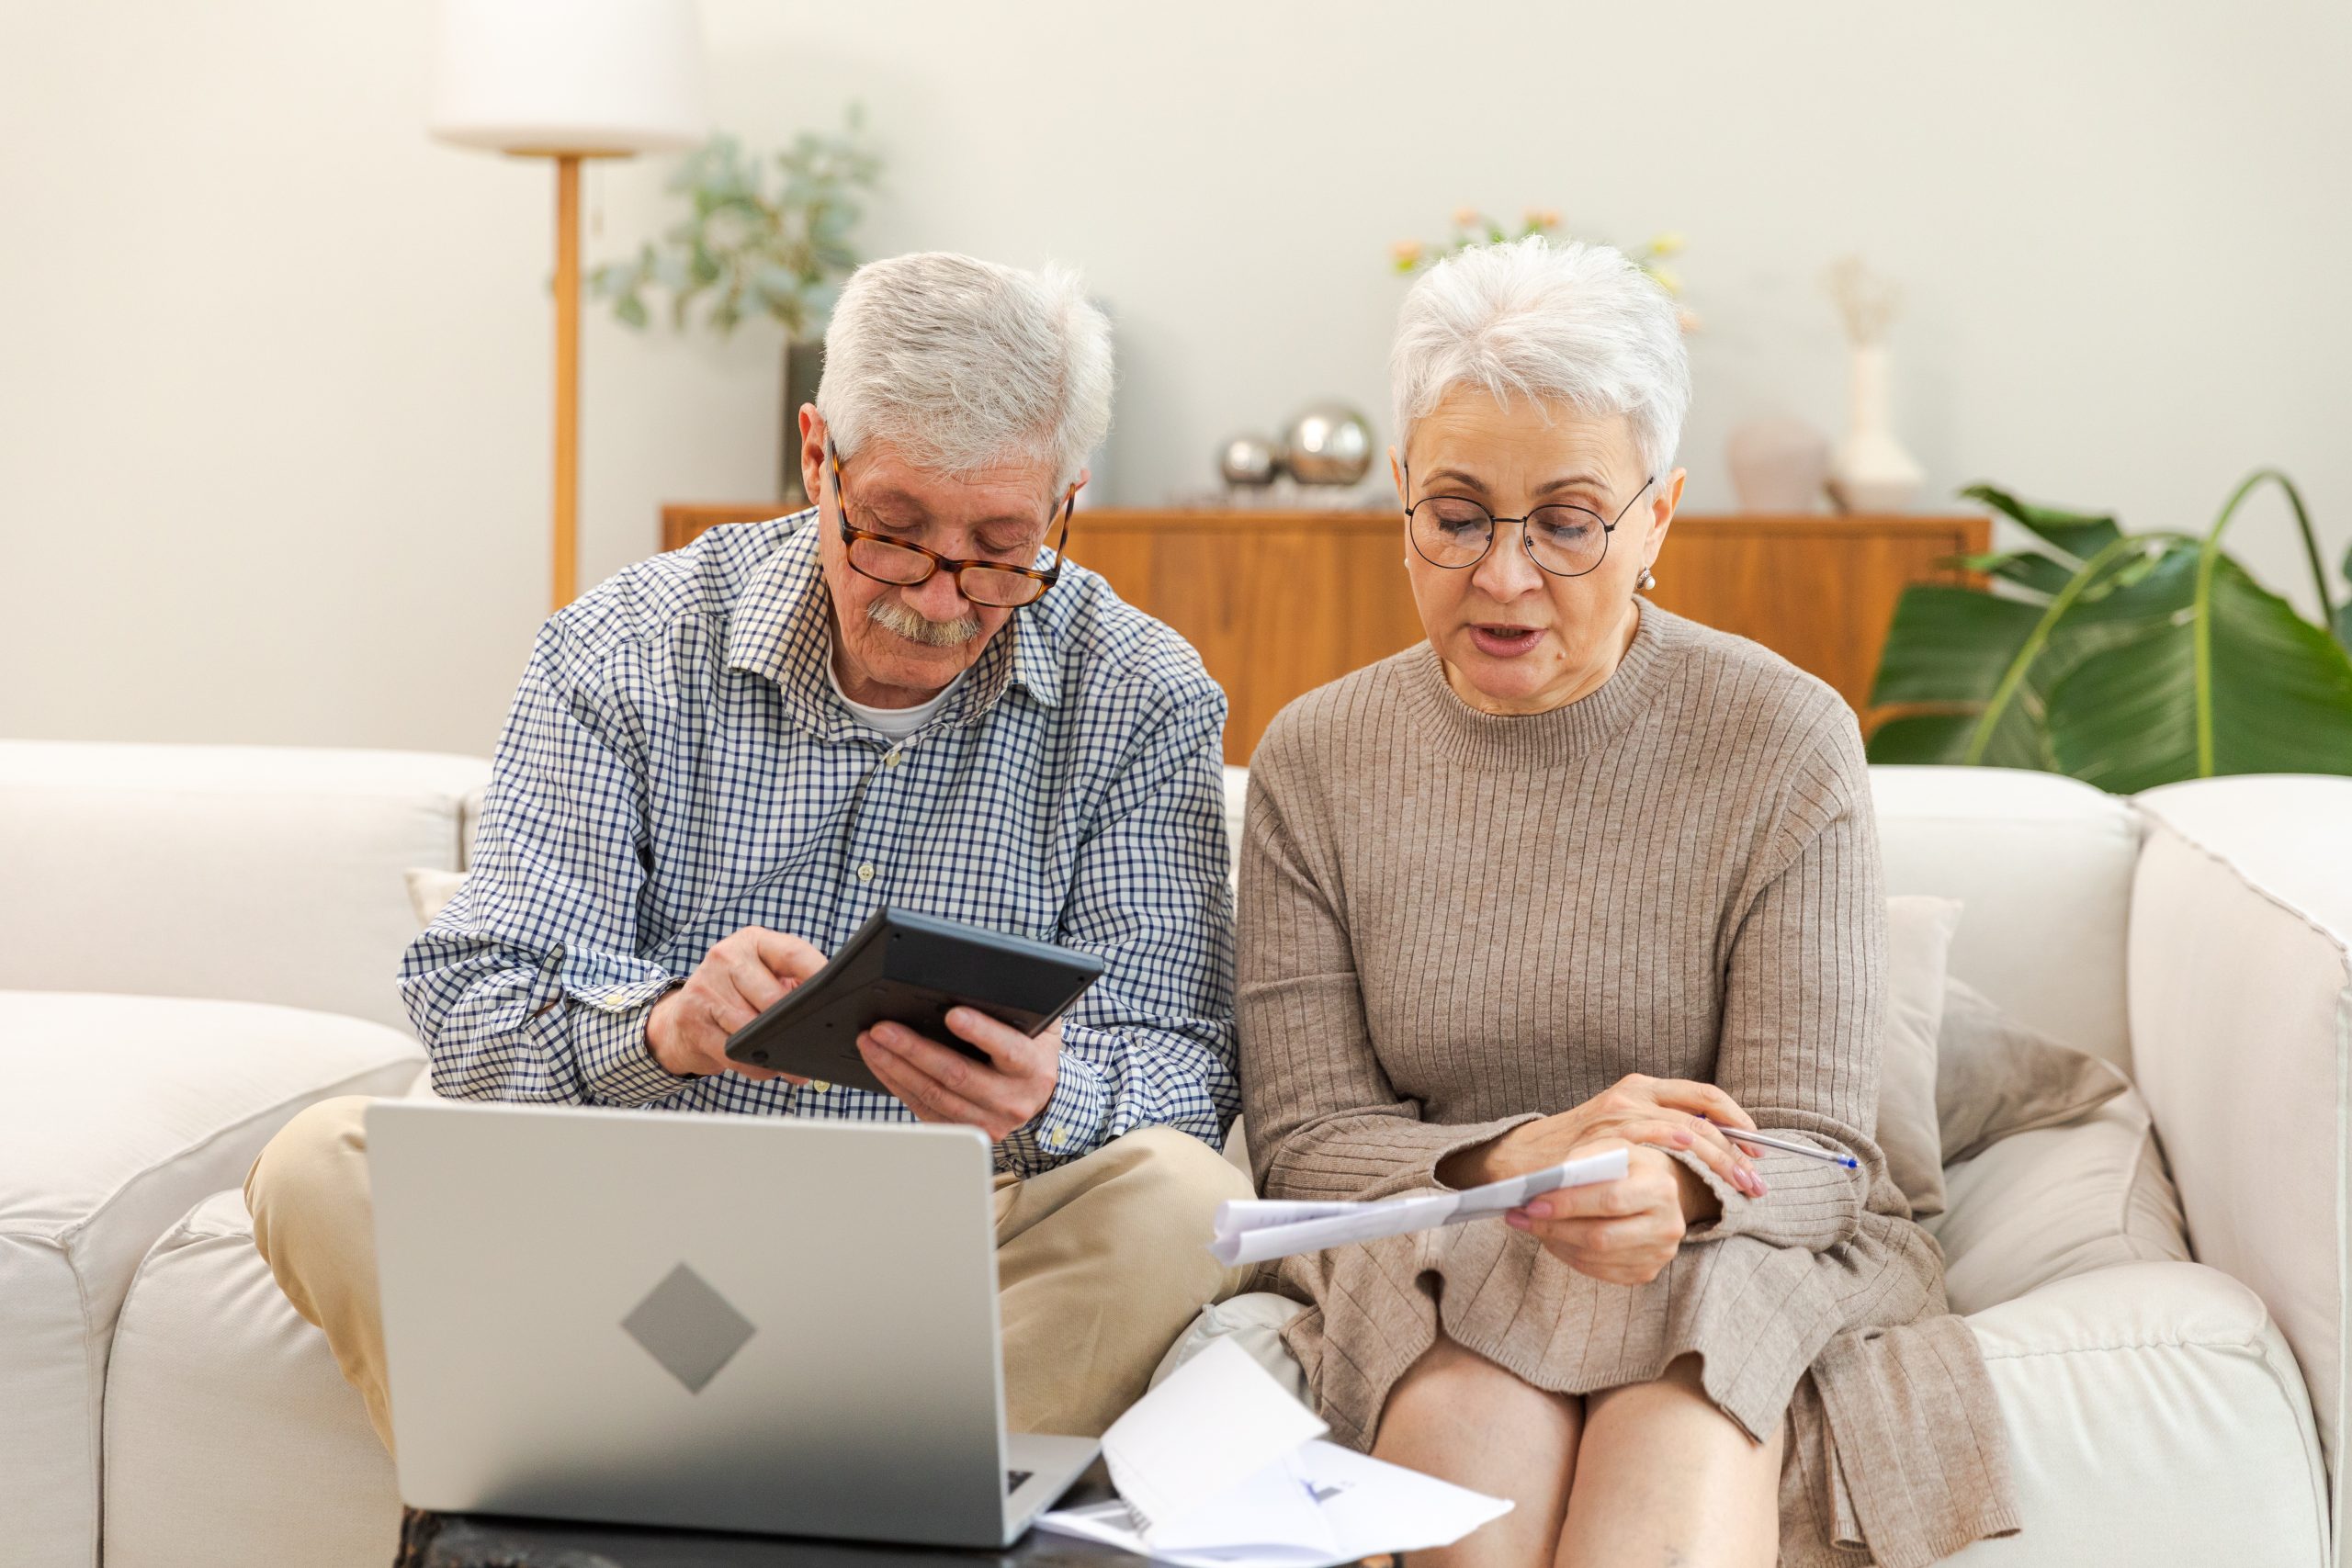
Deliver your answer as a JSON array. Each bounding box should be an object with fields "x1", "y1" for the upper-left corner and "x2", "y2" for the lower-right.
[{"x1": 368, "y1": 1100, "x2": 1015, "y2": 1545}]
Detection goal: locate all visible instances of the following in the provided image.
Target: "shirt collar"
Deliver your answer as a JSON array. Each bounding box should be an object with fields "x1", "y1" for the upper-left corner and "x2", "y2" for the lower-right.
[{"x1": 724, "y1": 511, "x2": 1064, "y2": 734}]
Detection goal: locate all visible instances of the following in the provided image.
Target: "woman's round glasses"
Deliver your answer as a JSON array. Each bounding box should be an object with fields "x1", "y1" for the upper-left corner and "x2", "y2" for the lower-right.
[
  {"x1": 828, "y1": 438, "x2": 1074, "y2": 608},
  {"x1": 1404, "y1": 467, "x2": 1655, "y2": 579}
]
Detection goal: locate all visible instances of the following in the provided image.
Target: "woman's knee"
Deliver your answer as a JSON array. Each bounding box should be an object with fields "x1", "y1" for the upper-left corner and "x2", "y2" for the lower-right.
[
  {"x1": 1391, "y1": 1336, "x2": 1581, "y2": 1430},
  {"x1": 1586, "y1": 1353, "x2": 1776, "y2": 1458}
]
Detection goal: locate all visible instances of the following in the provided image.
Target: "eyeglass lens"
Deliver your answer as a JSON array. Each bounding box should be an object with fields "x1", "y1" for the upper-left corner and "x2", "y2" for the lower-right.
[
  {"x1": 845, "y1": 536, "x2": 1049, "y2": 607},
  {"x1": 1408, "y1": 498, "x2": 1611, "y2": 577}
]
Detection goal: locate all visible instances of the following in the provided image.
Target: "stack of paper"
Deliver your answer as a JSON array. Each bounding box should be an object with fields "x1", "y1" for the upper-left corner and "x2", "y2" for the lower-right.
[
  {"x1": 1037, "y1": 1338, "x2": 1512, "y2": 1568},
  {"x1": 1205, "y1": 1147, "x2": 1630, "y2": 1267}
]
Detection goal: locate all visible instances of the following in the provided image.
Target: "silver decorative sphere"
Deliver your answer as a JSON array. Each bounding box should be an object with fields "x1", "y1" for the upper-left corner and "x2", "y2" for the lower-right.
[
  {"x1": 1217, "y1": 433, "x2": 1281, "y2": 487},
  {"x1": 1280, "y1": 402, "x2": 1374, "y2": 485}
]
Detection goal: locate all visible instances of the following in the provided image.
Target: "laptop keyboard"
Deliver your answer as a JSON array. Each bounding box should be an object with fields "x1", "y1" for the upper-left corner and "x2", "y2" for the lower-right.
[{"x1": 1006, "y1": 1469, "x2": 1034, "y2": 1495}]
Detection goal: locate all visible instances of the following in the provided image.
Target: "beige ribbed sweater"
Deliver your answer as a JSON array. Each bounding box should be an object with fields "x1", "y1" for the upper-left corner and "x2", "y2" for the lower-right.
[{"x1": 1237, "y1": 604, "x2": 2018, "y2": 1568}]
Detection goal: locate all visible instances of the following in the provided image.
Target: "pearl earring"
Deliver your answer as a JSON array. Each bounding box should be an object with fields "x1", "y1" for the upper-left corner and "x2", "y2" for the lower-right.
[{"x1": 1639, "y1": 568, "x2": 1657, "y2": 591}]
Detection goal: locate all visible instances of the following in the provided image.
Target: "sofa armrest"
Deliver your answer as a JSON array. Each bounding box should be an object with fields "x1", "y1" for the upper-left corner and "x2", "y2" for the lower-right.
[{"x1": 2129, "y1": 777, "x2": 2352, "y2": 1549}]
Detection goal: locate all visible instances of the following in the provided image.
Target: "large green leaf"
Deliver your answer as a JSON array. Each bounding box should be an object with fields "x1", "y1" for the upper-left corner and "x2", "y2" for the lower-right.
[
  {"x1": 1870, "y1": 584, "x2": 2046, "y2": 706},
  {"x1": 1950, "y1": 549, "x2": 2072, "y2": 598},
  {"x1": 2338, "y1": 540, "x2": 2352, "y2": 653},
  {"x1": 1962, "y1": 482, "x2": 2121, "y2": 565},
  {"x1": 1865, "y1": 712, "x2": 1978, "y2": 763},
  {"x1": 1866, "y1": 583, "x2": 2055, "y2": 769},
  {"x1": 2046, "y1": 554, "x2": 2352, "y2": 791},
  {"x1": 2034, "y1": 546, "x2": 2198, "y2": 692},
  {"x1": 1869, "y1": 542, "x2": 2192, "y2": 775}
]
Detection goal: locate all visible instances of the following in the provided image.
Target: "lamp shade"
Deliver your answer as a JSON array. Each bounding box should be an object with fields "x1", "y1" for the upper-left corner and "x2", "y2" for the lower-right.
[{"x1": 429, "y1": 0, "x2": 709, "y2": 156}]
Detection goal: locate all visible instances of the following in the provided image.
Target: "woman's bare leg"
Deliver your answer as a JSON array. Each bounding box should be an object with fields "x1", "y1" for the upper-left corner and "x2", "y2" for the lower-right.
[
  {"x1": 1370, "y1": 1334, "x2": 1582, "y2": 1568},
  {"x1": 1554, "y1": 1354, "x2": 1781, "y2": 1568}
]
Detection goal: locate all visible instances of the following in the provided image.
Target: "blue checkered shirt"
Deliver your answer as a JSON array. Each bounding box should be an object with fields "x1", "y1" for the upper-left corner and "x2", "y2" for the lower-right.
[{"x1": 400, "y1": 512, "x2": 1238, "y2": 1174}]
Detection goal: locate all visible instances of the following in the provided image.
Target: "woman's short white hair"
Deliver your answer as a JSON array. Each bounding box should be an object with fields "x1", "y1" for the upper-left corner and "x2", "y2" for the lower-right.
[
  {"x1": 816, "y1": 251, "x2": 1113, "y2": 491},
  {"x1": 1390, "y1": 236, "x2": 1690, "y2": 479}
]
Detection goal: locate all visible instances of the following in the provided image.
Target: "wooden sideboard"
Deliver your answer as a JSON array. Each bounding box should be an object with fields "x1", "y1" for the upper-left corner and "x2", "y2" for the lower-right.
[{"x1": 661, "y1": 503, "x2": 1988, "y2": 764}]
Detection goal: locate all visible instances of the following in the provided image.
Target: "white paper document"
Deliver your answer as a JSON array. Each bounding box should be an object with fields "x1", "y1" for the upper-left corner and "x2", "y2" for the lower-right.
[
  {"x1": 1036, "y1": 1338, "x2": 1511, "y2": 1568},
  {"x1": 1205, "y1": 1147, "x2": 1630, "y2": 1267}
]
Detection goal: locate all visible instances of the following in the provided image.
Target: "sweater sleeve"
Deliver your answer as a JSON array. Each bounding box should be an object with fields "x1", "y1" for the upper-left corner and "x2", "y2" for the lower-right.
[
  {"x1": 1236, "y1": 713, "x2": 1536, "y2": 1201},
  {"x1": 1679, "y1": 700, "x2": 1889, "y2": 1252}
]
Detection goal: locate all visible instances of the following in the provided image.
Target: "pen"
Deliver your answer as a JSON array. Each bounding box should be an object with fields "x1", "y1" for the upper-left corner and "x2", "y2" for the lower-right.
[{"x1": 1705, "y1": 1120, "x2": 1860, "y2": 1169}]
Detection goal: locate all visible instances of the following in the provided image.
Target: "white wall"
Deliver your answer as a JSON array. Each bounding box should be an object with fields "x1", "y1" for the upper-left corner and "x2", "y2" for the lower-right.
[{"x1": 5, "y1": 0, "x2": 2347, "y2": 757}]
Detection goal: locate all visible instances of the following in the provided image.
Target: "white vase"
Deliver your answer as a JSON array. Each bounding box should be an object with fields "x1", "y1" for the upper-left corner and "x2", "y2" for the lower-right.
[{"x1": 1826, "y1": 343, "x2": 1923, "y2": 513}]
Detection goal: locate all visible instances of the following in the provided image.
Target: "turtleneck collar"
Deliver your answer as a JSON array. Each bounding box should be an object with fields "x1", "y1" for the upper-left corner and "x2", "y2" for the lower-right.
[{"x1": 1400, "y1": 599, "x2": 1685, "y2": 767}]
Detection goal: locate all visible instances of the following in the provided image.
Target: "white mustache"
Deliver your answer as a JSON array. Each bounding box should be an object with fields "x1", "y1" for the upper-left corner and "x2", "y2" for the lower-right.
[{"x1": 867, "y1": 593, "x2": 981, "y2": 648}]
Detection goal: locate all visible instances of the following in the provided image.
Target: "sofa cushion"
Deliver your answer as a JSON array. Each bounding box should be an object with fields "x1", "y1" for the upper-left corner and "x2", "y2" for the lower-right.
[
  {"x1": 1937, "y1": 977, "x2": 2130, "y2": 1168},
  {"x1": 104, "y1": 1189, "x2": 400, "y2": 1568},
  {"x1": 1953, "y1": 1262, "x2": 2327, "y2": 1565},
  {"x1": 0, "y1": 740, "x2": 489, "y2": 1032},
  {"x1": 1164, "y1": 1262, "x2": 2326, "y2": 1568},
  {"x1": 404, "y1": 866, "x2": 468, "y2": 927},
  {"x1": 1879, "y1": 896, "x2": 1962, "y2": 1216},
  {"x1": 0, "y1": 991, "x2": 420, "y2": 1568},
  {"x1": 1934, "y1": 1086, "x2": 2188, "y2": 1316}
]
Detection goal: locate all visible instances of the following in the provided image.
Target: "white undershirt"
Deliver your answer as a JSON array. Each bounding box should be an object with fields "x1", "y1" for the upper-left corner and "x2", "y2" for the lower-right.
[{"x1": 827, "y1": 649, "x2": 964, "y2": 739}]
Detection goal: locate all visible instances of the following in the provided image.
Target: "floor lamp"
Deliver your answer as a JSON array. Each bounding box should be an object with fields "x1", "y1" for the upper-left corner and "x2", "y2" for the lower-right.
[{"x1": 428, "y1": 0, "x2": 709, "y2": 611}]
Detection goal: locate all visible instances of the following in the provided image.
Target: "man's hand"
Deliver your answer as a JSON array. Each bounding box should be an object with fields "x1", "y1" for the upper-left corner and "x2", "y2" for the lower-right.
[
  {"x1": 857, "y1": 1009, "x2": 1061, "y2": 1142},
  {"x1": 645, "y1": 927, "x2": 829, "y2": 1080}
]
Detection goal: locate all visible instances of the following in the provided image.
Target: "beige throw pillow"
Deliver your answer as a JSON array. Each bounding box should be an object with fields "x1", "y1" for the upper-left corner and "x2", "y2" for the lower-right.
[
  {"x1": 1937, "y1": 976, "x2": 2130, "y2": 1165},
  {"x1": 1877, "y1": 896, "x2": 1964, "y2": 1217},
  {"x1": 403, "y1": 867, "x2": 467, "y2": 928}
]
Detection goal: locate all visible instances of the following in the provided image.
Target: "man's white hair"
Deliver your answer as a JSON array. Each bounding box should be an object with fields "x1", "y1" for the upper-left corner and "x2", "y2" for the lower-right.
[
  {"x1": 816, "y1": 251, "x2": 1113, "y2": 491},
  {"x1": 1390, "y1": 236, "x2": 1690, "y2": 479}
]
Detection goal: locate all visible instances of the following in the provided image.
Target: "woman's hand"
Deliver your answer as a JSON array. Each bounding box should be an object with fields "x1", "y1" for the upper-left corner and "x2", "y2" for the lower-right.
[
  {"x1": 1506, "y1": 1141, "x2": 1695, "y2": 1286},
  {"x1": 1438, "y1": 1073, "x2": 1768, "y2": 1199}
]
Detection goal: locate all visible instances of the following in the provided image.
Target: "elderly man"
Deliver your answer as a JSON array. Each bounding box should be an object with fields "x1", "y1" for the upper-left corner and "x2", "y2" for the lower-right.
[{"x1": 246, "y1": 252, "x2": 1250, "y2": 1451}]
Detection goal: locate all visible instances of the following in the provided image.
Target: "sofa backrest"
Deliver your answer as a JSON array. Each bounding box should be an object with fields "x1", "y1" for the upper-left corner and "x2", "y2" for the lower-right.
[
  {"x1": 0, "y1": 741, "x2": 490, "y2": 1033},
  {"x1": 1870, "y1": 765, "x2": 2142, "y2": 1070},
  {"x1": 1221, "y1": 761, "x2": 2143, "y2": 1072}
]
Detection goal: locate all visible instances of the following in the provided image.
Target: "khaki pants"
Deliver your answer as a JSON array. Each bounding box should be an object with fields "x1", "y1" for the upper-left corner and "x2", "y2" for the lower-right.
[{"x1": 246, "y1": 1096, "x2": 1251, "y2": 1454}]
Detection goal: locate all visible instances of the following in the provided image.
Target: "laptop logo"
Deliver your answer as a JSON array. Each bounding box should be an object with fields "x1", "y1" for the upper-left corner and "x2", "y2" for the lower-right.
[{"x1": 620, "y1": 1262, "x2": 757, "y2": 1394}]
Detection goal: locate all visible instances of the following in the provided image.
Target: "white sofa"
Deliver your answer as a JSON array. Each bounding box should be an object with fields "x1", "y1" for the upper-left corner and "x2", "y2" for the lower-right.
[{"x1": 2, "y1": 739, "x2": 2345, "y2": 1567}]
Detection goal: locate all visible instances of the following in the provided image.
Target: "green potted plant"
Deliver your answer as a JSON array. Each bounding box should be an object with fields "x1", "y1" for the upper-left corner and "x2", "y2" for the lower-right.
[
  {"x1": 1868, "y1": 472, "x2": 2352, "y2": 791},
  {"x1": 589, "y1": 109, "x2": 883, "y2": 502},
  {"x1": 1390, "y1": 208, "x2": 1696, "y2": 331}
]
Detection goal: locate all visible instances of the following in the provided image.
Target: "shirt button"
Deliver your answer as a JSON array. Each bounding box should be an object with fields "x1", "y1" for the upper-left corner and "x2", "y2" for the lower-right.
[
  {"x1": 1047, "y1": 1128, "x2": 1068, "y2": 1149},
  {"x1": 884, "y1": 748, "x2": 904, "y2": 768},
  {"x1": 808, "y1": 1079, "x2": 831, "y2": 1092},
  {"x1": 857, "y1": 863, "x2": 876, "y2": 883}
]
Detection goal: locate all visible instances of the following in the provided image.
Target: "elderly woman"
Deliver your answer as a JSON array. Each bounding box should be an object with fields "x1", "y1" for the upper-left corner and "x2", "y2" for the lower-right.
[{"x1": 1237, "y1": 238, "x2": 2016, "y2": 1568}]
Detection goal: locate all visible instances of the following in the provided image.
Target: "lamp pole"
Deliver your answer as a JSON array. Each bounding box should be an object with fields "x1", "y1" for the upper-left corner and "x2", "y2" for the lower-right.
[{"x1": 427, "y1": 0, "x2": 708, "y2": 615}]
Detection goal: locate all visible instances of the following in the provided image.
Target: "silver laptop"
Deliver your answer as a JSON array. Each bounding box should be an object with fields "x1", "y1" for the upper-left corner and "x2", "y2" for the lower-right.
[{"x1": 368, "y1": 1100, "x2": 1098, "y2": 1547}]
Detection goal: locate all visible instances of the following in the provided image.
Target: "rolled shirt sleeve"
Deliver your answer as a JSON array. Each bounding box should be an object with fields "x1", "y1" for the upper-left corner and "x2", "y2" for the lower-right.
[{"x1": 401, "y1": 619, "x2": 691, "y2": 1106}]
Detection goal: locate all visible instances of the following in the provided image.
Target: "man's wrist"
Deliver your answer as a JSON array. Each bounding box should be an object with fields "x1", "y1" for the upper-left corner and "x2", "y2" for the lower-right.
[
  {"x1": 575, "y1": 980, "x2": 695, "y2": 1105},
  {"x1": 642, "y1": 988, "x2": 681, "y2": 1074},
  {"x1": 1001, "y1": 1049, "x2": 1109, "y2": 1168}
]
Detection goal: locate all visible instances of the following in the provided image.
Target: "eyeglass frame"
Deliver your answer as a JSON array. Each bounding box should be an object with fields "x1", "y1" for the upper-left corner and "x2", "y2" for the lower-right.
[
  {"x1": 825, "y1": 436, "x2": 1078, "y2": 605},
  {"x1": 1401, "y1": 461, "x2": 1657, "y2": 580}
]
